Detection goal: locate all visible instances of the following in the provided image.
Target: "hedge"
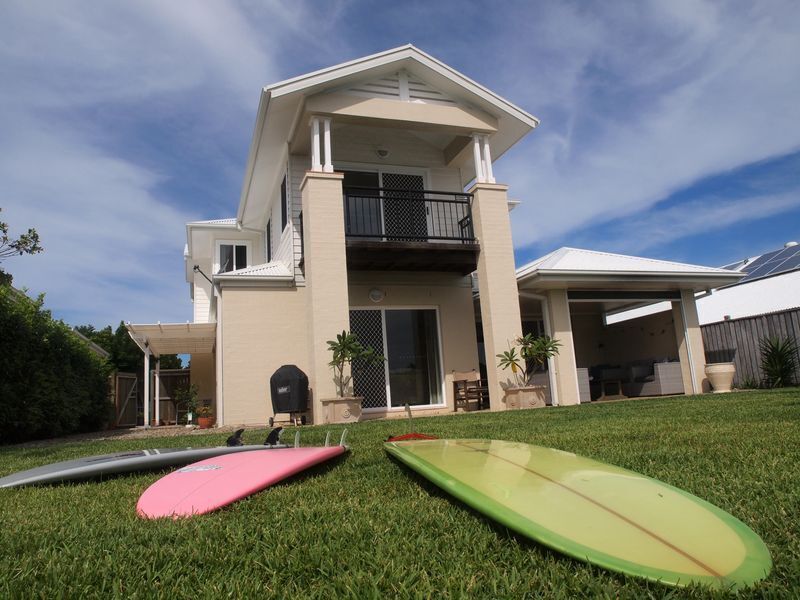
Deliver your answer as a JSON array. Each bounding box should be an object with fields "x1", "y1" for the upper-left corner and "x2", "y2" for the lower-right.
[{"x1": 0, "y1": 286, "x2": 112, "y2": 443}]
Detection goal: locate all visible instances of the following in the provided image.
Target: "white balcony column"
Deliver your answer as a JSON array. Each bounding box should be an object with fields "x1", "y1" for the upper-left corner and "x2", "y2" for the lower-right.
[
  {"x1": 310, "y1": 116, "x2": 322, "y2": 172},
  {"x1": 154, "y1": 358, "x2": 160, "y2": 426},
  {"x1": 472, "y1": 133, "x2": 485, "y2": 183},
  {"x1": 143, "y1": 348, "x2": 151, "y2": 427},
  {"x1": 322, "y1": 117, "x2": 333, "y2": 173},
  {"x1": 482, "y1": 135, "x2": 496, "y2": 184}
]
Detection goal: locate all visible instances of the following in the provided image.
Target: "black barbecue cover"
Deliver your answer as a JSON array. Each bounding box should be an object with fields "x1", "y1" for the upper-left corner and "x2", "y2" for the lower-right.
[{"x1": 270, "y1": 365, "x2": 309, "y2": 414}]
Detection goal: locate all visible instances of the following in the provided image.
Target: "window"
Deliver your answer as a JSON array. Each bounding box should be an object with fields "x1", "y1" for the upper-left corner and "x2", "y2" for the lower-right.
[
  {"x1": 280, "y1": 176, "x2": 288, "y2": 231},
  {"x1": 216, "y1": 241, "x2": 249, "y2": 273},
  {"x1": 266, "y1": 219, "x2": 272, "y2": 262}
]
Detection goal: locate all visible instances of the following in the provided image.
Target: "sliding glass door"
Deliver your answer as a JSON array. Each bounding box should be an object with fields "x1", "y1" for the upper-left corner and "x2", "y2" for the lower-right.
[{"x1": 350, "y1": 308, "x2": 442, "y2": 409}]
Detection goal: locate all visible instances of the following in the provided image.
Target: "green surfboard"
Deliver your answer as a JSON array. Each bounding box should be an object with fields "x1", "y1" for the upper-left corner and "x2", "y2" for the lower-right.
[{"x1": 385, "y1": 439, "x2": 771, "y2": 590}]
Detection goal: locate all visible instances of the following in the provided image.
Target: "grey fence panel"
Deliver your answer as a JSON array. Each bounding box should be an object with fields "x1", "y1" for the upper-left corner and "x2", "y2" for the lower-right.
[{"x1": 701, "y1": 308, "x2": 800, "y2": 386}]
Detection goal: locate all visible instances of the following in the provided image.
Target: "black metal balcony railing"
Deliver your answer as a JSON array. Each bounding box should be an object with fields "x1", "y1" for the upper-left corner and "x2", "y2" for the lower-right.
[{"x1": 344, "y1": 187, "x2": 475, "y2": 243}]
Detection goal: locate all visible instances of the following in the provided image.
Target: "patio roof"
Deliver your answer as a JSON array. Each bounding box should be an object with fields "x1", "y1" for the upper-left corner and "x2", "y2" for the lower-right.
[
  {"x1": 517, "y1": 247, "x2": 744, "y2": 292},
  {"x1": 126, "y1": 322, "x2": 216, "y2": 356}
]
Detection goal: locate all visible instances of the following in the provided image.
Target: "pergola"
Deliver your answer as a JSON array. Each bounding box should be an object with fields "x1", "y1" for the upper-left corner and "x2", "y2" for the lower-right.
[
  {"x1": 126, "y1": 322, "x2": 216, "y2": 426},
  {"x1": 514, "y1": 248, "x2": 744, "y2": 405}
]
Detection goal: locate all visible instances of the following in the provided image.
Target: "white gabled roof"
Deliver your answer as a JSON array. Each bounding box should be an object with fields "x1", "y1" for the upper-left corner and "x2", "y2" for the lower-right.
[
  {"x1": 265, "y1": 44, "x2": 539, "y2": 127},
  {"x1": 237, "y1": 45, "x2": 540, "y2": 229},
  {"x1": 517, "y1": 247, "x2": 737, "y2": 278},
  {"x1": 213, "y1": 261, "x2": 293, "y2": 281},
  {"x1": 515, "y1": 247, "x2": 745, "y2": 293}
]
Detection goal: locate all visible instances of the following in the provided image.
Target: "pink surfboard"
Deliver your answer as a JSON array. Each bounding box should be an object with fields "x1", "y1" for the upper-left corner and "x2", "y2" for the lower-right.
[{"x1": 137, "y1": 446, "x2": 346, "y2": 519}]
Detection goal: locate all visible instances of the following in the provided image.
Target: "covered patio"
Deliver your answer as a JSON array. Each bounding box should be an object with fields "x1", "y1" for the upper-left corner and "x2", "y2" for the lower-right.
[
  {"x1": 126, "y1": 322, "x2": 217, "y2": 427},
  {"x1": 514, "y1": 248, "x2": 743, "y2": 406}
]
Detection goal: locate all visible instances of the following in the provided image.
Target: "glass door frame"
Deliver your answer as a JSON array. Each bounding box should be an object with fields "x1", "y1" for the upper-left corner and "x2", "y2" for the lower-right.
[{"x1": 350, "y1": 305, "x2": 446, "y2": 412}]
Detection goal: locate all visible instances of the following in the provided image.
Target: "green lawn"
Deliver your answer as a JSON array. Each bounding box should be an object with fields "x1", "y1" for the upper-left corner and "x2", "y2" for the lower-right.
[{"x1": 1, "y1": 390, "x2": 798, "y2": 599}]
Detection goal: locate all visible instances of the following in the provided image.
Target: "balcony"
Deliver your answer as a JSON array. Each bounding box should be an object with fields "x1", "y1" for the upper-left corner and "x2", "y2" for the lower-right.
[{"x1": 343, "y1": 187, "x2": 480, "y2": 274}]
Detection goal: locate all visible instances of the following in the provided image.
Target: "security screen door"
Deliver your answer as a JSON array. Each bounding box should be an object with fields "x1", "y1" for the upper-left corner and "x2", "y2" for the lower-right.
[
  {"x1": 342, "y1": 171, "x2": 427, "y2": 241},
  {"x1": 350, "y1": 309, "x2": 442, "y2": 409}
]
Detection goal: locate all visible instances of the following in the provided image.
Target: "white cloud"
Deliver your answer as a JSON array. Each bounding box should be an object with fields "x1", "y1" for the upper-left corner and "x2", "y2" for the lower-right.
[
  {"x1": 0, "y1": 1, "x2": 343, "y2": 327},
  {"x1": 584, "y1": 192, "x2": 800, "y2": 256},
  {"x1": 489, "y1": 0, "x2": 800, "y2": 249}
]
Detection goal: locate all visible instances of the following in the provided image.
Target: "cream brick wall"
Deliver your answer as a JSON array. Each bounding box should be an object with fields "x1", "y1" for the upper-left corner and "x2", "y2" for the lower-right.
[{"x1": 220, "y1": 286, "x2": 309, "y2": 425}]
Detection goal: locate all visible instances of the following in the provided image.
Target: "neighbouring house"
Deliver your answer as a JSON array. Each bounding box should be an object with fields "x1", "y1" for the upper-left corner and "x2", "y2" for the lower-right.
[{"x1": 126, "y1": 46, "x2": 742, "y2": 427}]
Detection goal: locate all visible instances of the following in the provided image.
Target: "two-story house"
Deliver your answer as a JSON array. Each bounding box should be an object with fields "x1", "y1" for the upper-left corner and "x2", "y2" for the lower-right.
[{"x1": 127, "y1": 45, "x2": 739, "y2": 427}]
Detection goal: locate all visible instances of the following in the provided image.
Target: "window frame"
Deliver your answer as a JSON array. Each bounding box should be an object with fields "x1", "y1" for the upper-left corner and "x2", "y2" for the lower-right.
[{"x1": 214, "y1": 239, "x2": 252, "y2": 274}]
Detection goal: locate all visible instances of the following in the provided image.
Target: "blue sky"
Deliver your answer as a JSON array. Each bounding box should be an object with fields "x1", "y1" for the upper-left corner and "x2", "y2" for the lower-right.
[{"x1": 1, "y1": 0, "x2": 799, "y2": 328}]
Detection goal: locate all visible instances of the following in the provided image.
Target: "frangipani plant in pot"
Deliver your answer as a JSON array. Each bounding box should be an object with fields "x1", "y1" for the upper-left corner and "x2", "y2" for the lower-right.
[
  {"x1": 322, "y1": 330, "x2": 384, "y2": 423},
  {"x1": 497, "y1": 334, "x2": 561, "y2": 409}
]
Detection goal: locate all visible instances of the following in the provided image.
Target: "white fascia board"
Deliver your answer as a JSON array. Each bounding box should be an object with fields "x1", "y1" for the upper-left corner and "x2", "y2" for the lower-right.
[
  {"x1": 236, "y1": 90, "x2": 271, "y2": 226},
  {"x1": 214, "y1": 276, "x2": 294, "y2": 288},
  {"x1": 517, "y1": 270, "x2": 744, "y2": 287}
]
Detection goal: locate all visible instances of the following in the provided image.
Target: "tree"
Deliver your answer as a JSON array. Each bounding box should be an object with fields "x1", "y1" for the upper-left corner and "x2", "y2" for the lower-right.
[{"x1": 0, "y1": 208, "x2": 43, "y2": 285}]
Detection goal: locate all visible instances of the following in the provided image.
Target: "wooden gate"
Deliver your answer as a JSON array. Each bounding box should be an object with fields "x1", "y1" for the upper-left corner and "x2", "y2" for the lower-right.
[{"x1": 115, "y1": 372, "x2": 140, "y2": 427}]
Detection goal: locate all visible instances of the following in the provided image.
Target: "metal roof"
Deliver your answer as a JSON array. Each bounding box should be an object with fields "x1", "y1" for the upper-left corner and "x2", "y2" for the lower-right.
[
  {"x1": 212, "y1": 261, "x2": 293, "y2": 281},
  {"x1": 517, "y1": 247, "x2": 738, "y2": 278}
]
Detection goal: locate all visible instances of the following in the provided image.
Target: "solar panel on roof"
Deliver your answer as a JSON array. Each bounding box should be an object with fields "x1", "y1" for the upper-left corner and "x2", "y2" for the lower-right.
[{"x1": 737, "y1": 245, "x2": 800, "y2": 284}]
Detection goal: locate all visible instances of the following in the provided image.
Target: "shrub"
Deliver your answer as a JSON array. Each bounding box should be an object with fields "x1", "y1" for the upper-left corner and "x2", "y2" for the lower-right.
[
  {"x1": 0, "y1": 286, "x2": 112, "y2": 443},
  {"x1": 759, "y1": 336, "x2": 799, "y2": 388}
]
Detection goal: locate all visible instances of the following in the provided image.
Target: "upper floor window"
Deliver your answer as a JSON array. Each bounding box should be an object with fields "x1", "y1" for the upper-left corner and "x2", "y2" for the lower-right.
[
  {"x1": 280, "y1": 176, "x2": 288, "y2": 231},
  {"x1": 266, "y1": 219, "x2": 272, "y2": 262},
  {"x1": 216, "y1": 240, "x2": 249, "y2": 273}
]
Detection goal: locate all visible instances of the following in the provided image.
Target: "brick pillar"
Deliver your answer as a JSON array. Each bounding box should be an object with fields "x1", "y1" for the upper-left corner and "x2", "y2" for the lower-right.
[
  {"x1": 672, "y1": 289, "x2": 709, "y2": 394},
  {"x1": 545, "y1": 289, "x2": 581, "y2": 406},
  {"x1": 469, "y1": 182, "x2": 523, "y2": 410},
  {"x1": 301, "y1": 171, "x2": 350, "y2": 422}
]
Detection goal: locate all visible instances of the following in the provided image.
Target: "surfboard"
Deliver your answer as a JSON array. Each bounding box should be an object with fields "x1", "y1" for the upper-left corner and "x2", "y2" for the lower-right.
[
  {"x1": 384, "y1": 438, "x2": 771, "y2": 590},
  {"x1": 137, "y1": 445, "x2": 347, "y2": 519},
  {"x1": 0, "y1": 444, "x2": 285, "y2": 489}
]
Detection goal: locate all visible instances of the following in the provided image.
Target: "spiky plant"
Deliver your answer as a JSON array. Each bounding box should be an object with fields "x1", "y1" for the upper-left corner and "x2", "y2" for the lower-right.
[{"x1": 760, "y1": 336, "x2": 798, "y2": 388}]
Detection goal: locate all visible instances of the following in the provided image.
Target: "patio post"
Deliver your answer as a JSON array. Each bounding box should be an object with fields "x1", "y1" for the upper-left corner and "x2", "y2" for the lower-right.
[
  {"x1": 544, "y1": 289, "x2": 581, "y2": 406},
  {"x1": 143, "y1": 348, "x2": 150, "y2": 428},
  {"x1": 154, "y1": 358, "x2": 160, "y2": 427},
  {"x1": 672, "y1": 289, "x2": 709, "y2": 394}
]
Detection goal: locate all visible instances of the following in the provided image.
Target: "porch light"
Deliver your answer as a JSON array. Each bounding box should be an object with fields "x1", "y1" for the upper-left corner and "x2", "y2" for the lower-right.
[{"x1": 369, "y1": 288, "x2": 385, "y2": 303}]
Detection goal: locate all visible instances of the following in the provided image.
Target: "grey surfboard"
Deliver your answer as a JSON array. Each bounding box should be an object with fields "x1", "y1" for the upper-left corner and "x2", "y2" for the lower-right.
[{"x1": 0, "y1": 444, "x2": 285, "y2": 488}]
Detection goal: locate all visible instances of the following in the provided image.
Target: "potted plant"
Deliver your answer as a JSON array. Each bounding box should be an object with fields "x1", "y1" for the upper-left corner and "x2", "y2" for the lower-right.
[
  {"x1": 174, "y1": 384, "x2": 198, "y2": 425},
  {"x1": 321, "y1": 330, "x2": 384, "y2": 423},
  {"x1": 196, "y1": 403, "x2": 215, "y2": 429},
  {"x1": 497, "y1": 334, "x2": 561, "y2": 409}
]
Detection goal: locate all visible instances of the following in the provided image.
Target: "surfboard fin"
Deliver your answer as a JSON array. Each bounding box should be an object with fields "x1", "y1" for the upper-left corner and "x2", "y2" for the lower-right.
[
  {"x1": 226, "y1": 429, "x2": 245, "y2": 447},
  {"x1": 264, "y1": 427, "x2": 283, "y2": 446},
  {"x1": 339, "y1": 429, "x2": 348, "y2": 447},
  {"x1": 294, "y1": 430, "x2": 301, "y2": 448}
]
